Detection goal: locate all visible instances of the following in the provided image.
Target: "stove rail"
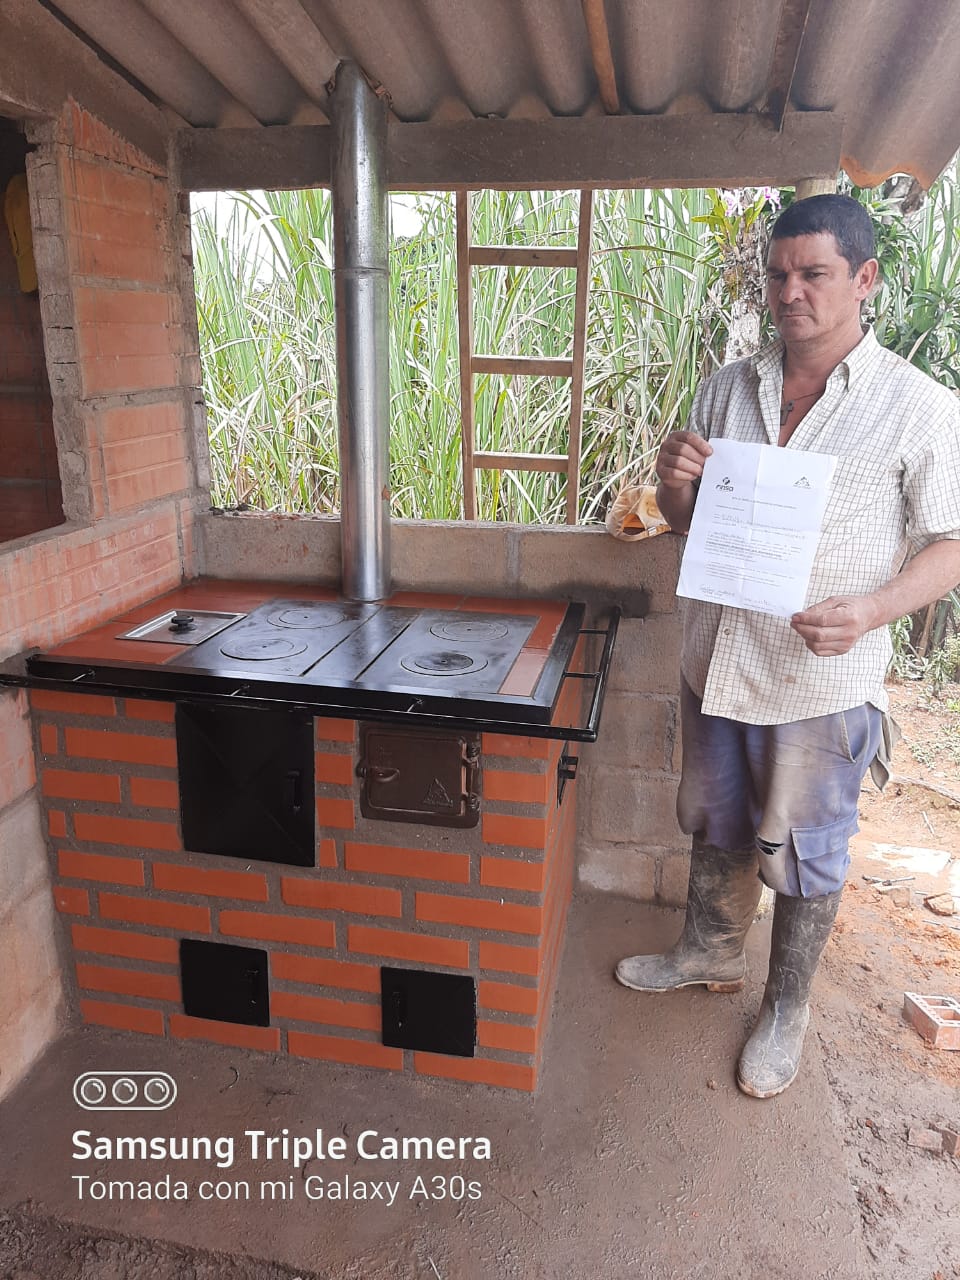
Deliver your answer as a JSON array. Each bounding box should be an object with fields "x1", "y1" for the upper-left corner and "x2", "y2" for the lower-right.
[{"x1": 1, "y1": 610, "x2": 621, "y2": 743}]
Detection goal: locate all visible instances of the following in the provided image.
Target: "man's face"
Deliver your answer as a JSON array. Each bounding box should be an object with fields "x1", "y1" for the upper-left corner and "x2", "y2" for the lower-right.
[{"x1": 765, "y1": 231, "x2": 877, "y2": 347}]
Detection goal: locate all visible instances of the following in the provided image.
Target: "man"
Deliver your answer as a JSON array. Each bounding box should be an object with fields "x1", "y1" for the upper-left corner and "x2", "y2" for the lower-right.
[{"x1": 615, "y1": 194, "x2": 960, "y2": 1098}]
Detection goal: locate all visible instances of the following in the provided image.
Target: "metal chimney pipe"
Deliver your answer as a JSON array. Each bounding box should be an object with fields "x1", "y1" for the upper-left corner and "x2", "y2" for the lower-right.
[{"x1": 331, "y1": 61, "x2": 391, "y2": 601}]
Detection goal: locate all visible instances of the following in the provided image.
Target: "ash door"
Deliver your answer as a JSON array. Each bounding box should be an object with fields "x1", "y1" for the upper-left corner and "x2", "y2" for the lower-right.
[{"x1": 358, "y1": 725, "x2": 481, "y2": 828}]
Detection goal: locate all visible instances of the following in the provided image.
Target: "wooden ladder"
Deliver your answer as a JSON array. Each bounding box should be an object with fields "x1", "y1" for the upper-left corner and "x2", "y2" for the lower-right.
[{"x1": 455, "y1": 190, "x2": 594, "y2": 523}]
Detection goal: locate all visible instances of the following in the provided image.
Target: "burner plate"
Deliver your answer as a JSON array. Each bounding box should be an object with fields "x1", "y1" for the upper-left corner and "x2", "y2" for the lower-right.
[
  {"x1": 220, "y1": 636, "x2": 309, "y2": 661},
  {"x1": 429, "y1": 620, "x2": 509, "y2": 643},
  {"x1": 266, "y1": 605, "x2": 350, "y2": 629},
  {"x1": 401, "y1": 650, "x2": 489, "y2": 677}
]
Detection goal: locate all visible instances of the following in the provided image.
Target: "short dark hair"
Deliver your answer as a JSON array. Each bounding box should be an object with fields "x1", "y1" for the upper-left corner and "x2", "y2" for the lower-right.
[{"x1": 770, "y1": 194, "x2": 877, "y2": 275}]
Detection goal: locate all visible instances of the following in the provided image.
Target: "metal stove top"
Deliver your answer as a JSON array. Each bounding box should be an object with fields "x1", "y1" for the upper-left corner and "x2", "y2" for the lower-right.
[
  {"x1": 23, "y1": 597, "x2": 597, "y2": 731},
  {"x1": 172, "y1": 600, "x2": 538, "y2": 698}
]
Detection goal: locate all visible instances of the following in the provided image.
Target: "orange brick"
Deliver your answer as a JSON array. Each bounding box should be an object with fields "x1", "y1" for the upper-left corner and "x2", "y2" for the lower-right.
[
  {"x1": 125, "y1": 699, "x2": 175, "y2": 722},
  {"x1": 315, "y1": 753, "x2": 354, "y2": 785},
  {"x1": 414, "y1": 1052, "x2": 536, "y2": 1092},
  {"x1": 65, "y1": 727, "x2": 176, "y2": 767},
  {"x1": 315, "y1": 718, "x2": 356, "y2": 743},
  {"x1": 479, "y1": 940, "x2": 541, "y2": 977},
  {"x1": 42, "y1": 768, "x2": 122, "y2": 803},
  {"x1": 39, "y1": 724, "x2": 59, "y2": 754},
  {"x1": 481, "y1": 733, "x2": 551, "y2": 761},
  {"x1": 281, "y1": 878, "x2": 401, "y2": 917},
  {"x1": 153, "y1": 863, "x2": 269, "y2": 902},
  {"x1": 273, "y1": 991, "x2": 380, "y2": 1031},
  {"x1": 48, "y1": 810, "x2": 67, "y2": 838},
  {"x1": 170, "y1": 1014, "x2": 280, "y2": 1052},
  {"x1": 416, "y1": 892, "x2": 542, "y2": 937},
  {"x1": 482, "y1": 813, "x2": 548, "y2": 850},
  {"x1": 316, "y1": 797, "x2": 355, "y2": 830},
  {"x1": 348, "y1": 925, "x2": 469, "y2": 970},
  {"x1": 219, "y1": 910, "x2": 335, "y2": 949},
  {"x1": 99, "y1": 891, "x2": 210, "y2": 933},
  {"x1": 480, "y1": 856, "x2": 545, "y2": 893},
  {"x1": 318, "y1": 838, "x2": 337, "y2": 868},
  {"x1": 130, "y1": 777, "x2": 179, "y2": 809},
  {"x1": 72, "y1": 924, "x2": 179, "y2": 963},
  {"x1": 80, "y1": 999, "x2": 164, "y2": 1036},
  {"x1": 478, "y1": 980, "x2": 538, "y2": 1016},
  {"x1": 74, "y1": 813, "x2": 180, "y2": 851},
  {"x1": 345, "y1": 843, "x2": 470, "y2": 885},
  {"x1": 59, "y1": 850, "x2": 145, "y2": 886},
  {"x1": 483, "y1": 768, "x2": 550, "y2": 805},
  {"x1": 54, "y1": 885, "x2": 90, "y2": 916},
  {"x1": 289, "y1": 1030, "x2": 401, "y2": 1072},
  {"x1": 30, "y1": 691, "x2": 116, "y2": 716},
  {"x1": 76, "y1": 963, "x2": 180, "y2": 1002},
  {"x1": 271, "y1": 953, "x2": 380, "y2": 993},
  {"x1": 478, "y1": 1019, "x2": 537, "y2": 1054}
]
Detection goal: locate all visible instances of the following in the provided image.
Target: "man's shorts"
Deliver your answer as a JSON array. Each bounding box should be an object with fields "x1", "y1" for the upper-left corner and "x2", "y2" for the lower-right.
[{"x1": 676, "y1": 679, "x2": 884, "y2": 898}]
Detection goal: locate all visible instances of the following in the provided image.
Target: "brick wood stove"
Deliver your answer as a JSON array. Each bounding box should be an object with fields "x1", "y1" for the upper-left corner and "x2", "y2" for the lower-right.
[{"x1": 25, "y1": 579, "x2": 599, "y2": 1092}]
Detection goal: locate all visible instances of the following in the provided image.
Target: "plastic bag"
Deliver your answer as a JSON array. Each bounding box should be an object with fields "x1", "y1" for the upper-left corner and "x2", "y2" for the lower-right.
[{"x1": 604, "y1": 484, "x2": 669, "y2": 541}]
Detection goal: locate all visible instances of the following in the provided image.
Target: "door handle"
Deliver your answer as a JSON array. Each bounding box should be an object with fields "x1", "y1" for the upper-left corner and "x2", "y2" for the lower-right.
[{"x1": 285, "y1": 769, "x2": 303, "y2": 814}]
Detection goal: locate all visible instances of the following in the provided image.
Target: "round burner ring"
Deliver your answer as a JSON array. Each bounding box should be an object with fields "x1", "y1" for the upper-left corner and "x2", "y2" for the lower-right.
[
  {"x1": 266, "y1": 605, "x2": 349, "y2": 629},
  {"x1": 429, "y1": 619, "x2": 509, "y2": 643},
  {"x1": 400, "y1": 650, "x2": 489, "y2": 677},
  {"x1": 220, "y1": 636, "x2": 308, "y2": 661}
]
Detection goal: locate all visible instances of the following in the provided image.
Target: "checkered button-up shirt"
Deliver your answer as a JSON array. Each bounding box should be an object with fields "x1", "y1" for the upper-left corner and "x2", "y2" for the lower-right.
[{"x1": 680, "y1": 328, "x2": 960, "y2": 723}]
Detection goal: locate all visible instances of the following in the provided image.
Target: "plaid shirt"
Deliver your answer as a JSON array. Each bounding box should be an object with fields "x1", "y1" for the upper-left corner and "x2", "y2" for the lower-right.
[{"x1": 681, "y1": 328, "x2": 960, "y2": 723}]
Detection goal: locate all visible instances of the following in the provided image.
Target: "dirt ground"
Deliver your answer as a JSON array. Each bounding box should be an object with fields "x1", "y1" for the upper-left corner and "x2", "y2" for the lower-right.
[{"x1": 817, "y1": 680, "x2": 960, "y2": 1279}]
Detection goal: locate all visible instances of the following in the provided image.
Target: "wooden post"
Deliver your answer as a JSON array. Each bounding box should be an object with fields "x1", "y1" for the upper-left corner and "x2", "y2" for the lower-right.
[{"x1": 455, "y1": 191, "x2": 477, "y2": 520}]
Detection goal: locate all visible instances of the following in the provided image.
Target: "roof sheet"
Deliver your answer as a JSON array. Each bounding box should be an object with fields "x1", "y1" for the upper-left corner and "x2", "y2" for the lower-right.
[{"x1": 40, "y1": 0, "x2": 960, "y2": 187}]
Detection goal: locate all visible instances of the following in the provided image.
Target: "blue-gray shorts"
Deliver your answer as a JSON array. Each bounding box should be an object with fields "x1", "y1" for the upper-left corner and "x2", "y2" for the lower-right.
[{"x1": 677, "y1": 679, "x2": 884, "y2": 899}]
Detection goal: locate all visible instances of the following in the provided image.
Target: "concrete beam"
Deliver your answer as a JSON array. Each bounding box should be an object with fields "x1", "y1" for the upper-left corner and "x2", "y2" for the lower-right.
[{"x1": 176, "y1": 109, "x2": 841, "y2": 192}]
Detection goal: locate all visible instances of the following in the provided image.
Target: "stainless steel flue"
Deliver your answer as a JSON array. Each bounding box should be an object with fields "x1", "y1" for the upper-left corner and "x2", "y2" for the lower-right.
[{"x1": 331, "y1": 61, "x2": 391, "y2": 601}]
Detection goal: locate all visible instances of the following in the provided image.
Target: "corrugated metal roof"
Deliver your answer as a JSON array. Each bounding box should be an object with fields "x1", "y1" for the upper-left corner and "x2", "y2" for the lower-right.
[{"x1": 41, "y1": 0, "x2": 960, "y2": 187}]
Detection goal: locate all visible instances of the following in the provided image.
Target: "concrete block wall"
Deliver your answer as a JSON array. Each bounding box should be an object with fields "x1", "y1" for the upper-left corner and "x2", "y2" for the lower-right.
[
  {"x1": 0, "y1": 99, "x2": 203, "y2": 1101},
  {"x1": 198, "y1": 514, "x2": 691, "y2": 907}
]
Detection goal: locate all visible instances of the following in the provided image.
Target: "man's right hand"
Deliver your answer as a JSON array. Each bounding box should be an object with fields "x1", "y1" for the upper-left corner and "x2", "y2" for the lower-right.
[{"x1": 655, "y1": 431, "x2": 713, "y2": 489}]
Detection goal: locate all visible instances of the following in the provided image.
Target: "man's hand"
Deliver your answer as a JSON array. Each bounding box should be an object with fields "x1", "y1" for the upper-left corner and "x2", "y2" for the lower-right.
[
  {"x1": 655, "y1": 431, "x2": 713, "y2": 489},
  {"x1": 790, "y1": 595, "x2": 880, "y2": 656}
]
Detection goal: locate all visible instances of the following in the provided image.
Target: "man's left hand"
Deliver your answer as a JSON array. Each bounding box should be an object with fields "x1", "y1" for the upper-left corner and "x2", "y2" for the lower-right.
[{"x1": 790, "y1": 595, "x2": 878, "y2": 656}]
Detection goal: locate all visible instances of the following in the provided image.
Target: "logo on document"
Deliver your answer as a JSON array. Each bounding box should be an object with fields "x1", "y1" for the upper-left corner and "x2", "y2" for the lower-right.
[
  {"x1": 793, "y1": 476, "x2": 812, "y2": 488},
  {"x1": 715, "y1": 476, "x2": 734, "y2": 492}
]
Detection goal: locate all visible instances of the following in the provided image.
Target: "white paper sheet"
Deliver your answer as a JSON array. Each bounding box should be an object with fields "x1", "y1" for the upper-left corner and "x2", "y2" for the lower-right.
[{"x1": 676, "y1": 438, "x2": 837, "y2": 617}]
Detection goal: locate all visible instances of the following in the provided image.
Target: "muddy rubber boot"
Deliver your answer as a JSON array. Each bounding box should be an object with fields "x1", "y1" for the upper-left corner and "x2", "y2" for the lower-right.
[
  {"x1": 737, "y1": 888, "x2": 842, "y2": 1098},
  {"x1": 615, "y1": 841, "x2": 761, "y2": 993}
]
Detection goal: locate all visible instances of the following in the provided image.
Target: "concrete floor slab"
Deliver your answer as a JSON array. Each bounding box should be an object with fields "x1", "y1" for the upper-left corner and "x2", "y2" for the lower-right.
[{"x1": 0, "y1": 894, "x2": 868, "y2": 1279}]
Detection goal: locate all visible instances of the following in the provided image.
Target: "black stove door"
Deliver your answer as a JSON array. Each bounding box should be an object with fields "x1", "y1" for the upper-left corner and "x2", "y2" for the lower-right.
[{"x1": 176, "y1": 703, "x2": 315, "y2": 866}]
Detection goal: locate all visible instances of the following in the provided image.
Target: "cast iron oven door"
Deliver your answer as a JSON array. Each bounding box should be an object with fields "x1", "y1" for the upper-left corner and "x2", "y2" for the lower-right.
[{"x1": 358, "y1": 724, "x2": 481, "y2": 828}]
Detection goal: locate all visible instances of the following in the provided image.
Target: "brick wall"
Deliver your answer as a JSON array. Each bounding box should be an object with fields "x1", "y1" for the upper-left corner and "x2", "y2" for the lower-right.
[
  {"x1": 0, "y1": 690, "x2": 62, "y2": 1090},
  {"x1": 34, "y1": 677, "x2": 583, "y2": 1092},
  {"x1": 0, "y1": 99, "x2": 204, "y2": 1100}
]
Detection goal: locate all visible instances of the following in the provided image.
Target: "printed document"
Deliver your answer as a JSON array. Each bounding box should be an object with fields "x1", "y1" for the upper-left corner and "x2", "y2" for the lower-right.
[{"x1": 676, "y1": 438, "x2": 836, "y2": 617}]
